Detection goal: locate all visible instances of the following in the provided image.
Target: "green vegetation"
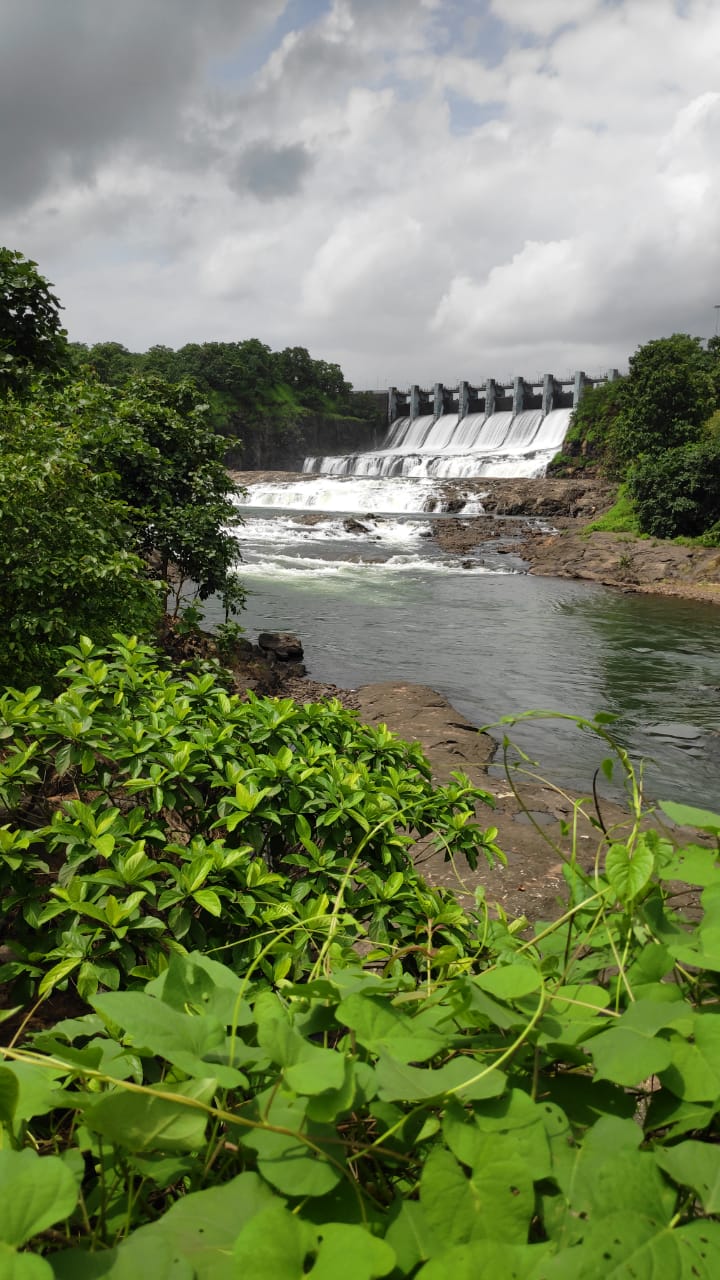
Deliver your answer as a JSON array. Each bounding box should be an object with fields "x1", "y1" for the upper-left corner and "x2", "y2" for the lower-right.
[
  {"x1": 558, "y1": 333, "x2": 720, "y2": 542},
  {"x1": 2, "y1": 654, "x2": 720, "y2": 1274},
  {"x1": 0, "y1": 249, "x2": 69, "y2": 396},
  {"x1": 70, "y1": 335, "x2": 384, "y2": 455},
  {"x1": 551, "y1": 377, "x2": 627, "y2": 477},
  {"x1": 583, "y1": 485, "x2": 641, "y2": 536}
]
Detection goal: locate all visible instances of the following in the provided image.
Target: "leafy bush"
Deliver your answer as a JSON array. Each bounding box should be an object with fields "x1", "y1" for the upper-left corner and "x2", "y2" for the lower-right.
[
  {"x1": 3, "y1": 714, "x2": 720, "y2": 1273},
  {"x1": 0, "y1": 638, "x2": 500, "y2": 1001},
  {"x1": 629, "y1": 435, "x2": 720, "y2": 539}
]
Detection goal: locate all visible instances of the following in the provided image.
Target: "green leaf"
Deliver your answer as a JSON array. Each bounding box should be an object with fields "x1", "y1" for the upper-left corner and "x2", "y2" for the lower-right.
[
  {"x1": 38, "y1": 957, "x2": 81, "y2": 997},
  {"x1": 375, "y1": 1052, "x2": 505, "y2": 1102},
  {"x1": 0, "y1": 1063, "x2": 68, "y2": 1123},
  {"x1": 605, "y1": 837, "x2": 654, "y2": 902},
  {"x1": 309, "y1": 1223, "x2": 395, "y2": 1279},
  {"x1": 537, "y1": 1214, "x2": 720, "y2": 1279},
  {"x1": 336, "y1": 994, "x2": 446, "y2": 1063},
  {"x1": 416, "y1": 1241, "x2": 543, "y2": 1279},
  {"x1": 85, "y1": 1078, "x2": 216, "y2": 1152},
  {"x1": 584, "y1": 999, "x2": 687, "y2": 1087},
  {"x1": 284, "y1": 1046, "x2": 348, "y2": 1096},
  {"x1": 419, "y1": 1144, "x2": 532, "y2": 1247},
  {"x1": 231, "y1": 1204, "x2": 314, "y2": 1279},
  {"x1": 657, "y1": 845, "x2": 720, "y2": 887},
  {"x1": 91, "y1": 991, "x2": 244, "y2": 1087},
  {"x1": 241, "y1": 1090, "x2": 342, "y2": 1197},
  {"x1": 662, "y1": 1014, "x2": 720, "y2": 1101},
  {"x1": 474, "y1": 964, "x2": 541, "y2": 1000},
  {"x1": 656, "y1": 1141, "x2": 720, "y2": 1213},
  {"x1": 49, "y1": 1235, "x2": 190, "y2": 1280},
  {"x1": 193, "y1": 889, "x2": 222, "y2": 916},
  {"x1": 0, "y1": 1150, "x2": 77, "y2": 1247},
  {"x1": 660, "y1": 801, "x2": 720, "y2": 833},
  {"x1": 0, "y1": 1070, "x2": 19, "y2": 1127},
  {"x1": 0, "y1": 1241, "x2": 54, "y2": 1280}
]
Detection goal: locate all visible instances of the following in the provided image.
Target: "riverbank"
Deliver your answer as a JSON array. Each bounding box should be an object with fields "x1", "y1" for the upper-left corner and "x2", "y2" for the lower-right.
[{"x1": 422, "y1": 477, "x2": 720, "y2": 605}]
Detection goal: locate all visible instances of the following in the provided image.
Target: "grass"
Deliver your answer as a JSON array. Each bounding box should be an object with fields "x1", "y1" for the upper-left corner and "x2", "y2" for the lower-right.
[{"x1": 583, "y1": 485, "x2": 641, "y2": 536}]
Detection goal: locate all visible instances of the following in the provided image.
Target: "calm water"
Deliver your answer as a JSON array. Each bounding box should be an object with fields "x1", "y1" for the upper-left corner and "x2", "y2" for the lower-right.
[{"x1": 205, "y1": 481, "x2": 720, "y2": 810}]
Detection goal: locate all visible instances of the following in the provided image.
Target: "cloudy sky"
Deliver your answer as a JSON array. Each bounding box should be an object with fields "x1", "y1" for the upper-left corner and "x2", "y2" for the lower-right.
[{"x1": 2, "y1": 0, "x2": 719, "y2": 388}]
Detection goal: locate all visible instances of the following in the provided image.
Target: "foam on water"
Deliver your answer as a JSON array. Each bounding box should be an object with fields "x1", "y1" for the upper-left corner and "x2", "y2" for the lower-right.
[
  {"x1": 240, "y1": 513, "x2": 433, "y2": 545},
  {"x1": 238, "y1": 552, "x2": 513, "y2": 580},
  {"x1": 235, "y1": 477, "x2": 486, "y2": 516}
]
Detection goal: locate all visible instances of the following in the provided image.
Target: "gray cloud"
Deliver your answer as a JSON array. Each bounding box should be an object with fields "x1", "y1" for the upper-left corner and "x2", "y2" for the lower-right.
[
  {"x1": 229, "y1": 142, "x2": 313, "y2": 200},
  {"x1": 0, "y1": 0, "x2": 282, "y2": 210}
]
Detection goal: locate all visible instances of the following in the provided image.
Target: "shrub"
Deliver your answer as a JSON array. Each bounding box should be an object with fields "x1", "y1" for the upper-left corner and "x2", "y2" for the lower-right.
[
  {"x1": 629, "y1": 435, "x2": 720, "y2": 539},
  {"x1": 0, "y1": 637, "x2": 501, "y2": 1000}
]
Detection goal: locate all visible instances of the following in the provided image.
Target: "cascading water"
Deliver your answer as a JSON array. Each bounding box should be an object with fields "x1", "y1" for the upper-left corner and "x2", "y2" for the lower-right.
[{"x1": 303, "y1": 405, "x2": 573, "y2": 480}]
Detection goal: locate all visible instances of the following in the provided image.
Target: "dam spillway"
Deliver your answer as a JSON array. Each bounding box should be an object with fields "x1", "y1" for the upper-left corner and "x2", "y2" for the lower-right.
[{"x1": 304, "y1": 371, "x2": 615, "y2": 480}]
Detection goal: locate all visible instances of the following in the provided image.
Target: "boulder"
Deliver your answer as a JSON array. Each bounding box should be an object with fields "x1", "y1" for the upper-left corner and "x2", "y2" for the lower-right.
[{"x1": 257, "y1": 631, "x2": 304, "y2": 661}]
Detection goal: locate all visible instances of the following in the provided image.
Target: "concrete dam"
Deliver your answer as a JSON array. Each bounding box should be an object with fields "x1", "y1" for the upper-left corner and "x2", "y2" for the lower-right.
[{"x1": 304, "y1": 371, "x2": 616, "y2": 480}]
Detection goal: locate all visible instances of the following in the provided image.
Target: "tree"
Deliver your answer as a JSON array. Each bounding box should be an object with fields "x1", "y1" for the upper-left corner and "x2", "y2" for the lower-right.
[
  {"x1": 75, "y1": 340, "x2": 140, "y2": 386},
  {"x1": 44, "y1": 373, "x2": 244, "y2": 617},
  {"x1": 0, "y1": 247, "x2": 68, "y2": 396},
  {"x1": 612, "y1": 334, "x2": 716, "y2": 466},
  {"x1": 0, "y1": 387, "x2": 160, "y2": 688}
]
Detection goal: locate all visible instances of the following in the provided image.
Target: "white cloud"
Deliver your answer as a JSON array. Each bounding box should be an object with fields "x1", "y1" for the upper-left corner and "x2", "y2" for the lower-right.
[{"x1": 3, "y1": 0, "x2": 720, "y2": 386}]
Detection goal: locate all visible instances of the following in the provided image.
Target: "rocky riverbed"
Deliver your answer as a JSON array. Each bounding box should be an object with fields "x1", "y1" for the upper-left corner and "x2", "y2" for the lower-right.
[{"x1": 423, "y1": 476, "x2": 720, "y2": 605}]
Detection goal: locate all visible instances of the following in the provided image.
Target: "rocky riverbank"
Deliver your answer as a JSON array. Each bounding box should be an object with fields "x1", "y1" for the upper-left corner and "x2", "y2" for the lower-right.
[{"x1": 423, "y1": 477, "x2": 720, "y2": 605}]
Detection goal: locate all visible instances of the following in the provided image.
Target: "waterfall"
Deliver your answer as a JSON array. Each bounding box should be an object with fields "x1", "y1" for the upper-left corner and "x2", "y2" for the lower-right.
[{"x1": 303, "y1": 405, "x2": 573, "y2": 480}]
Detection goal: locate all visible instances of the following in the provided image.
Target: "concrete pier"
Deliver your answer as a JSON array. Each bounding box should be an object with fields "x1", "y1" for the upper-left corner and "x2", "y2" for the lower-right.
[{"x1": 397, "y1": 372, "x2": 609, "y2": 420}]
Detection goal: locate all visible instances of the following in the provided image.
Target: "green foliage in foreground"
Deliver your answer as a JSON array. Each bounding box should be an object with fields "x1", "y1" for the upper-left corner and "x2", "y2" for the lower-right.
[
  {"x1": 0, "y1": 638, "x2": 500, "y2": 1002},
  {"x1": 2, "y1": 645, "x2": 720, "y2": 1275}
]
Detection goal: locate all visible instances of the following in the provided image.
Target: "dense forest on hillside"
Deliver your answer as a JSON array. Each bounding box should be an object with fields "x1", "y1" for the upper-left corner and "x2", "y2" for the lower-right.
[
  {"x1": 4, "y1": 248, "x2": 720, "y2": 1276},
  {"x1": 68, "y1": 335, "x2": 381, "y2": 440},
  {"x1": 553, "y1": 332, "x2": 720, "y2": 540}
]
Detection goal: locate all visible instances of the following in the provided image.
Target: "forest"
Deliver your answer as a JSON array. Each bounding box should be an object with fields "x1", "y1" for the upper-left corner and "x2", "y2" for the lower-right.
[{"x1": 2, "y1": 248, "x2": 720, "y2": 1277}]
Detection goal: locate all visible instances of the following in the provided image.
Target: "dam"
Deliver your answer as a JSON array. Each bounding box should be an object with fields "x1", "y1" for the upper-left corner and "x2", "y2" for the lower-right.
[{"x1": 304, "y1": 371, "x2": 617, "y2": 479}]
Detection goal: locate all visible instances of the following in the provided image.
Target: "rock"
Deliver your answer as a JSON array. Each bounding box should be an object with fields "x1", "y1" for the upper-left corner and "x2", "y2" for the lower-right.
[
  {"x1": 343, "y1": 518, "x2": 370, "y2": 535},
  {"x1": 257, "y1": 631, "x2": 304, "y2": 661}
]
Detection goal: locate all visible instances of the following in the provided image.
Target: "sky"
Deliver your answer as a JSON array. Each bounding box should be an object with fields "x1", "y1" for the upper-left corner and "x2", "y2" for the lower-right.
[{"x1": 2, "y1": 0, "x2": 719, "y2": 389}]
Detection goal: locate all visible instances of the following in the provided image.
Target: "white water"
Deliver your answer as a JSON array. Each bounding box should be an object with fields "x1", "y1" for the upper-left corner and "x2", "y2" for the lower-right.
[
  {"x1": 235, "y1": 476, "x2": 488, "y2": 515},
  {"x1": 302, "y1": 406, "x2": 573, "y2": 480}
]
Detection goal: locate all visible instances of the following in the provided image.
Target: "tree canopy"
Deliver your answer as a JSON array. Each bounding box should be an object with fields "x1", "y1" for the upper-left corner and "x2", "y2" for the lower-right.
[{"x1": 0, "y1": 247, "x2": 69, "y2": 396}]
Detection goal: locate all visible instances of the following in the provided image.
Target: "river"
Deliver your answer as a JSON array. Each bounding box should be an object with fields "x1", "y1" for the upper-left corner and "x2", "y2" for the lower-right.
[{"x1": 204, "y1": 477, "x2": 720, "y2": 811}]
